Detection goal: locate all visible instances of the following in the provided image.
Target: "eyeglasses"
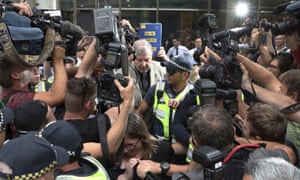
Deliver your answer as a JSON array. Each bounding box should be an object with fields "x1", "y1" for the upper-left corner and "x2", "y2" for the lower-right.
[
  {"x1": 124, "y1": 138, "x2": 139, "y2": 151},
  {"x1": 81, "y1": 79, "x2": 88, "y2": 107}
]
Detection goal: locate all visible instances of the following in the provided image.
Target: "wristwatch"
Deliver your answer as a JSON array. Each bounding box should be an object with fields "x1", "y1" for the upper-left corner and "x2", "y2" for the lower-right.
[{"x1": 160, "y1": 161, "x2": 170, "y2": 175}]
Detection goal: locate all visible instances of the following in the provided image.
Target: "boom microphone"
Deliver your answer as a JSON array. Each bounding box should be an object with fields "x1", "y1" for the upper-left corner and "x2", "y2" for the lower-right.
[{"x1": 57, "y1": 20, "x2": 84, "y2": 41}]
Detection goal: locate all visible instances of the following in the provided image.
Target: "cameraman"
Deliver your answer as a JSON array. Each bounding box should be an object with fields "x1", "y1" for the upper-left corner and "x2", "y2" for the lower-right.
[
  {"x1": 64, "y1": 76, "x2": 135, "y2": 162},
  {"x1": 236, "y1": 52, "x2": 300, "y2": 153},
  {"x1": 138, "y1": 104, "x2": 294, "y2": 179},
  {"x1": 0, "y1": 44, "x2": 67, "y2": 110}
]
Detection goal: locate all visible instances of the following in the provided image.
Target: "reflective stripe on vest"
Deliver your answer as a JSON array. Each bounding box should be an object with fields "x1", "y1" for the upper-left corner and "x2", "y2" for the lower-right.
[
  {"x1": 34, "y1": 81, "x2": 47, "y2": 92},
  {"x1": 153, "y1": 81, "x2": 193, "y2": 140},
  {"x1": 56, "y1": 156, "x2": 110, "y2": 180},
  {"x1": 186, "y1": 142, "x2": 194, "y2": 163}
]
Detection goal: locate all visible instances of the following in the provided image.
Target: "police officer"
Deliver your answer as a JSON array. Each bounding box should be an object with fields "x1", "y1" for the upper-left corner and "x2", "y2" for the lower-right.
[
  {"x1": 136, "y1": 53, "x2": 196, "y2": 162},
  {"x1": 42, "y1": 120, "x2": 110, "y2": 180}
]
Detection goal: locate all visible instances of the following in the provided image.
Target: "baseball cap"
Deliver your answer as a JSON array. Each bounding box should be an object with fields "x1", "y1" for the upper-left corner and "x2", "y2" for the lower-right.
[
  {"x1": 0, "y1": 107, "x2": 14, "y2": 127},
  {"x1": 14, "y1": 100, "x2": 48, "y2": 132},
  {"x1": 161, "y1": 53, "x2": 197, "y2": 72},
  {"x1": 0, "y1": 133, "x2": 69, "y2": 179},
  {"x1": 42, "y1": 120, "x2": 82, "y2": 157}
]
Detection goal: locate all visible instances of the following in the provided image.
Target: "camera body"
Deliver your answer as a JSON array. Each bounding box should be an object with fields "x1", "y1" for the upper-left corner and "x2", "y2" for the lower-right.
[
  {"x1": 217, "y1": 89, "x2": 238, "y2": 116},
  {"x1": 2, "y1": 9, "x2": 83, "y2": 57},
  {"x1": 195, "y1": 13, "x2": 253, "y2": 90},
  {"x1": 261, "y1": 1, "x2": 300, "y2": 35},
  {"x1": 97, "y1": 72, "x2": 128, "y2": 107},
  {"x1": 193, "y1": 146, "x2": 225, "y2": 180},
  {"x1": 199, "y1": 54, "x2": 242, "y2": 90},
  {"x1": 93, "y1": 8, "x2": 130, "y2": 109},
  {"x1": 192, "y1": 78, "x2": 217, "y2": 106},
  {"x1": 261, "y1": 20, "x2": 300, "y2": 36}
]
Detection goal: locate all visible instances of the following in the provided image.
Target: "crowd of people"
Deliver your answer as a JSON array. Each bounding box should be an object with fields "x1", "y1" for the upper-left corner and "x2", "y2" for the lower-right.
[{"x1": 1, "y1": 1, "x2": 300, "y2": 180}]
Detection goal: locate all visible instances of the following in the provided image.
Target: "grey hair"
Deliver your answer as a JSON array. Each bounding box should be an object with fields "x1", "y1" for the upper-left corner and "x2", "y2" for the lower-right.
[
  {"x1": 244, "y1": 157, "x2": 300, "y2": 180},
  {"x1": 133, "y1": 39, "x2": 153, "y2": 56}
]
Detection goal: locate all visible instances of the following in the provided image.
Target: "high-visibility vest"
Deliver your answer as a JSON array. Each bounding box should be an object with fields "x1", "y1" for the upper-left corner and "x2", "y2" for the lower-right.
[
  {"x1": 153, "y1": 80, "x2": 194, "y2": 140},
  {"x1": 56, "y1": 155, "x2": 110, "y2": 180}
]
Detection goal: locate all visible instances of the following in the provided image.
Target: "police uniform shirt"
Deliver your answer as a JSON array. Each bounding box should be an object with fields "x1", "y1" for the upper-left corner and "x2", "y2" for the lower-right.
[
  {"x1": 144, "y1": 83, "x2": 188, "y2": 137},
  {"x1": 173, "y1": 92, "x2": 199, "y2": 146},
  {"x1": 54, "y1": 158, "x2": 96, "y2": 176}
]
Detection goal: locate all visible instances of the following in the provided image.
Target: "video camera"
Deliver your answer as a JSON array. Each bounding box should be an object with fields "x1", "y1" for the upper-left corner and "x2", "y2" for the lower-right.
[
  {"x1": 198, "y1": 53, "x2": 242, "y2": 90},
  {"x1": 190, "y1": 78, "x2": 238, "y2": 117},
  {"x1": 194, "y1": 13, "x2": 256, "y2": 90},
  {"x1": 30, "y1": 9, "x2": 84, "y2": 56},
  {"x1": 193, "y1": 13, "x2": 218, "y2": 63},
  {"x1": 261, "y1": 1, "x2": 300, "y2": 35},
  {"x1": 93, "y1": 8, "x2": 131, "y2": 109},
  {"x1": 0, "y1": 4, "x2": 84, "y2": 66}
]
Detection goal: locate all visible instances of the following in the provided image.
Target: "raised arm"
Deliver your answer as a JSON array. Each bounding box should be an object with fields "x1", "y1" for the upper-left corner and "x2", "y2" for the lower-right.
[
  {"x1": 83, "y1": 77, "x2": 134, "y2": 158},
  {"x1": 240, "y1": 63, "x2": 300, "y2": 123},
  {"x1": 106, "y1": 77, "x2": 134, "y2": 153},
  {"x1": 34, "y1": 45, "x2": 67, "y2": 107},
  {"x1": 236, "y1": 53, "x2": 281, "y2": 91},
  {"x1": 75, "y1": 37, "x2": 97, "y2": 78}
]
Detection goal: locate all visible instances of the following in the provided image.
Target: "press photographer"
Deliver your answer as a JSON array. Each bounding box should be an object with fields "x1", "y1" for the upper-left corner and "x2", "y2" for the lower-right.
[
  {"x1": 193, "y1": 13, "x2": 258, "y2": 91},
  {"x1": 260, "y1": 1, "x2": 300, "y2": 36},
  {"x1": 0, "y1": 2, "x2": 82, "y2": 143},
  {"x1": 140, "y1": 104, "x2": 258, "y2": 180},
  {"x1": 92, "y1": 8, "x2": 136, "y2": 111},
  {"x1": 1, "y1": 9, "x2": 84, "y2": 66}
]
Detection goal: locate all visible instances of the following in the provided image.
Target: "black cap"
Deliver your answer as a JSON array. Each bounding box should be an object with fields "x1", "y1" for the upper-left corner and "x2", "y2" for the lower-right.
[
  {"x1": 42, "y1": 120, "x2": 82, "y2": 157},
  {"x1": 14, "y1": 100, "x2": 48, "y2": 132}
]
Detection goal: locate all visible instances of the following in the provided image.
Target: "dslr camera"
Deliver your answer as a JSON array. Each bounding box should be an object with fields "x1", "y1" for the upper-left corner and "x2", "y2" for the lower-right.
[
  {"x1": 172, "y1": 146, "x2": 225, "y2": 180},
  {"x1": 193, "y1": 146, "x2": 225, "y2": 180}
]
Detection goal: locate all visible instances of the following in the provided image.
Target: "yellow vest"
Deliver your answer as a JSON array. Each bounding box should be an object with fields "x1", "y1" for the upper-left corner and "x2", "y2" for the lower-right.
[
  {"x1": 34, "y1": 81, "x2": 47, "y2": 92},
  {"x1": 153, "y1": 81, "x2": 194, "y2": 140},
  {"x1": 56, "y1": 156, "x2": 110, "y2": 180}
]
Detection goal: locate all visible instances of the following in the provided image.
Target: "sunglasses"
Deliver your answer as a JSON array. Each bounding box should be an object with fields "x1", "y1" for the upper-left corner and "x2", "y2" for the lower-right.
[{"x1": 167, "y1": 67, "x2": 181, "y2": 75}]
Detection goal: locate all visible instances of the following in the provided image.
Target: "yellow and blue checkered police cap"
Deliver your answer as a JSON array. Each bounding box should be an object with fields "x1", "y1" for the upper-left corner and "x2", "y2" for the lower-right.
[{"x1": 0, "y1": 133, "x2": 69, "y2": 179}]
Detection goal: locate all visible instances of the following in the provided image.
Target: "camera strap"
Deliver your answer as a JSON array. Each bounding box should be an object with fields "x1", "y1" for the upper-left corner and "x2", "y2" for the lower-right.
[
  {"x1": 0, "y1": 21, "x2": 55, "y2": 66},
  {"x1": 223, "y1": 143, "x2": 262, "y2": 164},
  {"x1": 96, "y1": 114, "x2": 112, "y2": 169}
]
